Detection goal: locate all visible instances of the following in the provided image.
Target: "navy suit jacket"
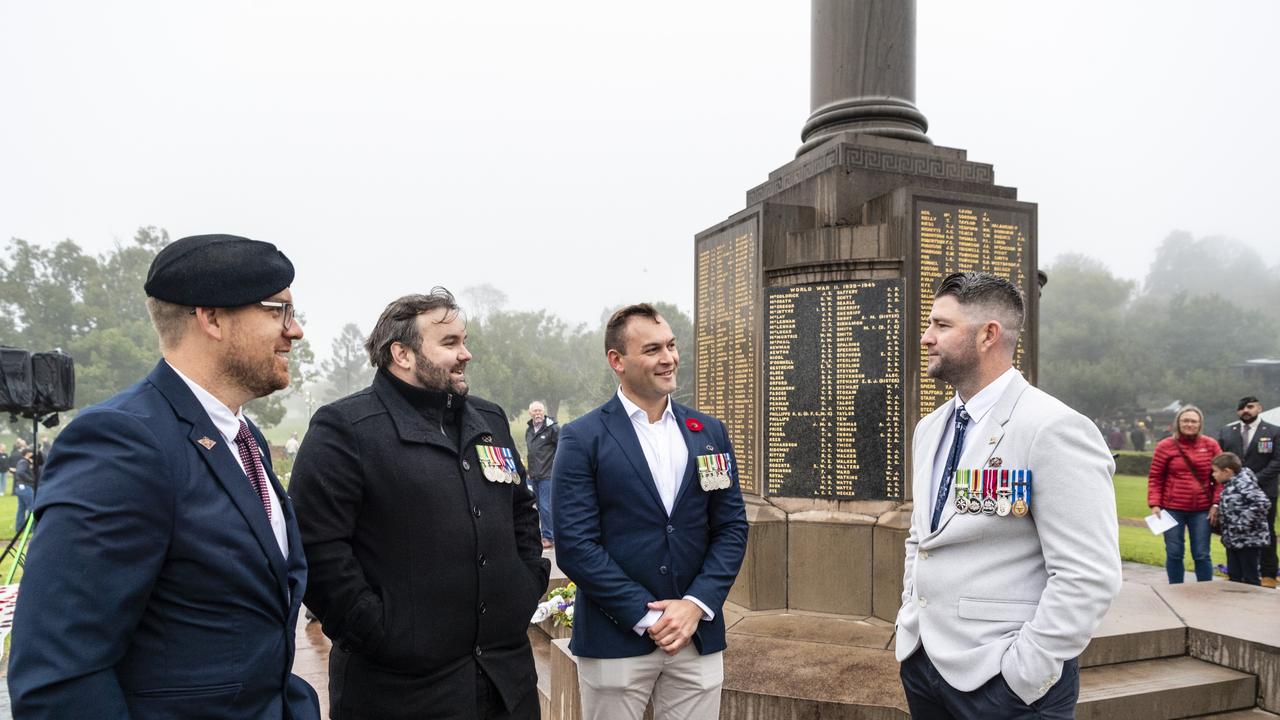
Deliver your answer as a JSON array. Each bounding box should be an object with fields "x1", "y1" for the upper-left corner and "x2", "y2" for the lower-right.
[
  {"x1": 552, "y1": 395, "x2": 748, "y2": 659},
  {"x1": 7, "y1": 361, "x2": 321, "y2": 720}
]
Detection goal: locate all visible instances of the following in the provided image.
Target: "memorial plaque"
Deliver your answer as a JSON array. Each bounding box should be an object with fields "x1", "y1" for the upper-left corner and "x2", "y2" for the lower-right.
[
  {"x1": 764, "y1": 280, "x2": 904, "y2": 500},
  {"x1": 914, "y1": 199, "x2": 1032, "y2": 417},
  {"x1": 695, "y1": 218, "x2": 759, "y2": 494}
]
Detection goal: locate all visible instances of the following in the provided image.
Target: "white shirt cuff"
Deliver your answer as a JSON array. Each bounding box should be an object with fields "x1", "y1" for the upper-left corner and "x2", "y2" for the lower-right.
[
  {"x1": 632, "y1": 609, "x2": 663, "y2": 636},
  {"x1": 684, "y1": 595, "x2": 714, "y2": 621}
]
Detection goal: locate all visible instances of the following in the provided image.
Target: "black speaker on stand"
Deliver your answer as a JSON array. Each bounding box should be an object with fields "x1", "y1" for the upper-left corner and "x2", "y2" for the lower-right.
[{"x1": 0, "y1": 346, "x2": 76, "y2": 582}]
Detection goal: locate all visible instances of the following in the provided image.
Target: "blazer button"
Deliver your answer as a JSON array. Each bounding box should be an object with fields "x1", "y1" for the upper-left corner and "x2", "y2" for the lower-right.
[
  {"x1": 919, "y1": 550, "x2": 930, "y2": 560},
  {"x1": 917, "y1": 597, "x2": 928, "y2": 608},
  {"x1": 462, "y1": 460, "x2": 471, "y2": 471},
  {"x1": 478, "y1": 554, "x2": 487, "y2": 567},
  {"x1": 474, "y1": 646, "x2": 483, "y2": 657},
  {"x1": 666, "y1": 525, "x2": 674, "y2": 534},
  {"x1": 473, "y1": 506, "x2": 481, "y2": 518},
  {"x1": 479, "y1": 601, "x2": 487, "y2": 615},
  {"x1": 659, "y1": 565, "x2": 669, "y2": 575}
]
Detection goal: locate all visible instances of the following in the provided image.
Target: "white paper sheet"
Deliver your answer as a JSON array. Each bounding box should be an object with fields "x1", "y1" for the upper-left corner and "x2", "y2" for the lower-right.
[{"x1": 1144, "y1": 512, "x2": 1178, "y2": 535}]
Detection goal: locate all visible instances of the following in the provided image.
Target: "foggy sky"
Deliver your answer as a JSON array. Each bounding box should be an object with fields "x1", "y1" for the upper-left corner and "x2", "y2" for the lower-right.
[{"x1": 2, "y1": 1, "x2": 1276, "y2": 354}]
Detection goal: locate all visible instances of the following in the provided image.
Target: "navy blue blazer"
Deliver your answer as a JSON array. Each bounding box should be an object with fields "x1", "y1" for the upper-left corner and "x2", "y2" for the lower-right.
[
  {"x1": 7, "y1": 361, "x2": 320, "y2": 720},
  {"x1": 552, "y1": 395, "x2": 748, "y2": 659}
]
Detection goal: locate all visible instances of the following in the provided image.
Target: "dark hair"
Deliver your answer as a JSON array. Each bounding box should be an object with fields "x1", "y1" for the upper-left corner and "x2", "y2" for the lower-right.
[
  {"x1": 1238, "y1": 396, "x2": 1260, "y2": 410},
  {"x1": 935, "y1": 271, "x2": 1025, "y2": 347},
  {"x1": 1212, "y1": 452, "x2": 1242, "y2": 473},
  {"x1": 605, "y1": 303, "x2": 662, "y2": 355},
  {"x1": 365, "y1": 287, "x2": 462, "y2": 368}
]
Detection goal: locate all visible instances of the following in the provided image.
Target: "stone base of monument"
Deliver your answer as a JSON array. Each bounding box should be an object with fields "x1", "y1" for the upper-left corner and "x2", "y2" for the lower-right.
[{"x1": 532, "y1": 563, "x2": 1280, "y2": 719}]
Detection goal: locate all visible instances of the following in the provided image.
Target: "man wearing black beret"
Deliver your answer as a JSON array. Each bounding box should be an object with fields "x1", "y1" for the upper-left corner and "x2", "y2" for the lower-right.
[
  {"x1": 8, "y1": 234, "x2": 322, "y2": 720},
  {"x1": 1218, "y1": 395, "x2": 1280, "y2": 588}
]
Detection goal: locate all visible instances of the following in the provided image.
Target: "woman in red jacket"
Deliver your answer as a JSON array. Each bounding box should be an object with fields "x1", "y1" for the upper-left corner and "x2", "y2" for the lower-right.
[{"x1": 1148, "y1": 405, "x2": 1223, "y2": 583}]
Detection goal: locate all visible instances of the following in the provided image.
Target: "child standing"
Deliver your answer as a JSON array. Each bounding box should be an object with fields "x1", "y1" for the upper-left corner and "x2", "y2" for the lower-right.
[{"x1": 1212, "y1": 452, "x2": 1273, "y2": 586}]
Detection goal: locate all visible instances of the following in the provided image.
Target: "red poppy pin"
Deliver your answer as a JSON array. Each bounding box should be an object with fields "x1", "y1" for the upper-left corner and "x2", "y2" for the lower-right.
[{"x1": 685, "y1": 418, "x2": 703, "y2": 432}]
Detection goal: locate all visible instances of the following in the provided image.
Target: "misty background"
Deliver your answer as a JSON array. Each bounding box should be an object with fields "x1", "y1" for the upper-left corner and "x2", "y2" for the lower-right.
[{"x1": 3, "y1": 1, "x2": 1278, "y2": 440}]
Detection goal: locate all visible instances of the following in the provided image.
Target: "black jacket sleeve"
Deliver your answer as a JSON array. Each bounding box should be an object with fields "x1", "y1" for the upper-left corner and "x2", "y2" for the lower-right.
[
  {"x1": 505, "y1": 421, "x2": 551, "y2": 596},
  {"x1": 289, "y1": 405, "x2": 387, "y2": 653}
]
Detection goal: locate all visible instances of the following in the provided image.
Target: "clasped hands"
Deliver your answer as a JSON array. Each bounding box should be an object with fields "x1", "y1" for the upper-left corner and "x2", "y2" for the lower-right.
[{"x1": 645, "y1": 598, "x2": 702, "y2": 655}]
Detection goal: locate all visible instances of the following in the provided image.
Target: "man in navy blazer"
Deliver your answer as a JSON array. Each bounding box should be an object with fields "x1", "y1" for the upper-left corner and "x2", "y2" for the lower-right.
[
  {"x1": 553, "y1": 303, "x2": 748, "y2": 720},
  {"x1": 8, "y1": 234, "x2": 321, "y2": 720}
]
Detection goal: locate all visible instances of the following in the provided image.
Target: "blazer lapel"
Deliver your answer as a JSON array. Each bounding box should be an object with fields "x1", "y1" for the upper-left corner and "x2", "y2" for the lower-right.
[
  {"x1": 601, "y1": 396, "x2": 666, "y2": 512},
  {"x1": 670, "y1": 403, "x2": 703, "y2": 511},
  {"x1": 914, "y1": 399, "x2": 953, "y2": 524},
  {"x1": 147, "y1": 362, "x2": 290, "y2": 605},
  {"x1": 932, "y1": 373, "x2": 1030, "y2": 536}
]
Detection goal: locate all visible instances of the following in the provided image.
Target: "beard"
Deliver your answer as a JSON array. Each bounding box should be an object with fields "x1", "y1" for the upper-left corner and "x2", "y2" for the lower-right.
[
  {"x1": 415, "y1": 352, "x2": 468, "y2": 396},
  {"x1": 1240, "y1": 411, "x2": 1258, "y2": 424},
  {"x1": 925, "y1": 336, "x2": 980, "y2": 387},
  {"x1": 223, "y1": 338, "x2": 290, "y2": 400}
]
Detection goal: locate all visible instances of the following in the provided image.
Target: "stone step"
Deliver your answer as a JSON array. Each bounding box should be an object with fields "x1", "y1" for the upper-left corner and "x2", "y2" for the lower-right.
[
  {"x1": 1190, "y1": 709, "x2": 1280, "y2": 718},
  {"x1": 1082, "y1": 582, "x2": 1186, "y2": 667},
  {"x1": 1077, "y1": 656, "x2": 1256, "y2": 720}
]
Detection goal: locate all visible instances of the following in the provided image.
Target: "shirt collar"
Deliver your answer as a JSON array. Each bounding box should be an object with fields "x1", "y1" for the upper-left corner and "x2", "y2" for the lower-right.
[
  {"x1": 952, "y1": 366, "x2": 1021, "y2": 425},
  {"x1": 166, "y1": 360, "x2": 245, "y2": 446},
  {"x1": 616, "y1": 386, "x2": 674, "y2": 425}
]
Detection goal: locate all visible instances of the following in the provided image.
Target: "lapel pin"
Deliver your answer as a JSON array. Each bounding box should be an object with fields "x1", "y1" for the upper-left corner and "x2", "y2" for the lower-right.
[
  {"x1": 987, "y1": 436, "x2": 998, "y2": 445},
  {"x1": 197, "y1": 437, "x2": 217, "y2": 450},
  {"x1": 481, "y1": 434, "x2": 493, "y2": 443},
  {"x1": 705, "y1": 444, "x2": 714, "y2": 451},
  {"x1": 988, "y1": 457, "x2": 1003, "y2": 468}
]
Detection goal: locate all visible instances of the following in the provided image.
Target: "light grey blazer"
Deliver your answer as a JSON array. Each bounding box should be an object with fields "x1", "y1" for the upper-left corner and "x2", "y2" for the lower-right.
[{"x1": 895, "y1": 372, "x2": 1122, "y2": 704}]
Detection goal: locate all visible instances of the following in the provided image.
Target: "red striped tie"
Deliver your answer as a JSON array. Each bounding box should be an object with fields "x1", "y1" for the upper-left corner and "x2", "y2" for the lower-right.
[{"x1": 234, "y1": 420, "x2": 272, "y2": 519}]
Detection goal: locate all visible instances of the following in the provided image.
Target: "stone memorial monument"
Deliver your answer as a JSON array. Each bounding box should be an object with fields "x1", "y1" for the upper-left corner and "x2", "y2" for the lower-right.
[{"x1": 694, "y1": 0, "x2": 1038, "y2": 621}]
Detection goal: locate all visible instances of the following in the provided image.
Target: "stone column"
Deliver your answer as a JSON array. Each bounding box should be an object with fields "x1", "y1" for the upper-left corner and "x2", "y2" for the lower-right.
[{"x1": 798, "y1": 0, "x2": 930, "y2": 155}]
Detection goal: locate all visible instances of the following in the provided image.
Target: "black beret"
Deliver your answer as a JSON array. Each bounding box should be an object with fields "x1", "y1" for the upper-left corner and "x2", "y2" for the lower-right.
[
  {"x1": 145, "y1": 234, "x2": 294, "y2": 307},
  {"x1": 1238, "y1": 396, "x2": 1260, "y2": 410}
]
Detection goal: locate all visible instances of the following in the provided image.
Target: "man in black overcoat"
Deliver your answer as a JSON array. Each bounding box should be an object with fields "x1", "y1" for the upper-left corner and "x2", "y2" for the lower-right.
[
  {"x1": 1217, "y1": 395, "x2": 1280, "y2": 587},
  {"x1": 291, "y1": 287, "x2": 550, "y2": 719}
]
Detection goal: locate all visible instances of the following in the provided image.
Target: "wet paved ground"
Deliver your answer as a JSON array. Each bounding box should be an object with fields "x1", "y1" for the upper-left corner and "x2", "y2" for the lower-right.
[{"x1": 0, "y1": 561, "x2": 1255, "y2": 719}]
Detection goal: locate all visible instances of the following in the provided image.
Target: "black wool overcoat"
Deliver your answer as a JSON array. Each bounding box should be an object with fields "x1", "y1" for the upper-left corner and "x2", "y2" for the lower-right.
[{"x1": 290, "y1": 370, "x2": 550, "y2": 719}]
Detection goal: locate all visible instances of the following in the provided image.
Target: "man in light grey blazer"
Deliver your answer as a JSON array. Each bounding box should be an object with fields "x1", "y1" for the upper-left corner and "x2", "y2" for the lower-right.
[{"x1": 896, "y1": 272, "x2": 1122, "y2": 719}]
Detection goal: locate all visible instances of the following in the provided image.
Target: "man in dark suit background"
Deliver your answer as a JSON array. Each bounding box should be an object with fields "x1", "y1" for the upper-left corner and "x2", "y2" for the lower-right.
[
  {"x1": 553, "y1": 303, "x2": 748, "y2": 719},
  {"x1": 1218, "y1": 396, "x2": 1280, "y2": 588},
  {"x1": 8, "y1": 234, "x2": 321, "y2": 719}
]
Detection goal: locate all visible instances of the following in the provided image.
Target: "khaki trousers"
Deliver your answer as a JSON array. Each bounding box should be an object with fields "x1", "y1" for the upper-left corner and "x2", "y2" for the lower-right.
[{"x1": 578, "y1": 646, "x2": 723, "y2": 720}]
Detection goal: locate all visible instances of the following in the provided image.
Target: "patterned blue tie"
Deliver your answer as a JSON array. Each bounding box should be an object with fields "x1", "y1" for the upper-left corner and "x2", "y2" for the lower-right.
[{"x1": 931, "y1": 404, "x2": 970, "y2": 532}]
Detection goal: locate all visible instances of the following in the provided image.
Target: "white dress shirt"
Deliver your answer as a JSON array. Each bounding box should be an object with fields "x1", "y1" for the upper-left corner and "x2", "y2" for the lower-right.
[
  {"x1": 929, "y1": 366, "x2": 1022, "y2": 518},
  {"x1": 615, "y1": 387, "x2": 713, "y2": 633},
  {"x1": 169, "y1": 361, "x2": 289, "y2": 558}
]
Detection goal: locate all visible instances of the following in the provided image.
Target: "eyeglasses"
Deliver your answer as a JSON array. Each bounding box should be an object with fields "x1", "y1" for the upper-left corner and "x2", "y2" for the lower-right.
[
  {"x1": 258, "y1": 301, "x2": 297, "y2": 331},
  {"x1": 188, "y1": 301, "x2": 298, "y2": 331}
]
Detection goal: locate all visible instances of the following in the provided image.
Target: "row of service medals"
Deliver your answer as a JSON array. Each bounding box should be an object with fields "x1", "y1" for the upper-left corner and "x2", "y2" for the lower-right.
[
  {"x1": 696, "y1": 453, "x2": 733, "y2": 491},
  {"x1": 954, "y1": 468, "x2": 1031, "y2": 517},
  {"x1": 476, "y1": 445, "x2": 521, "y2": 484}
]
